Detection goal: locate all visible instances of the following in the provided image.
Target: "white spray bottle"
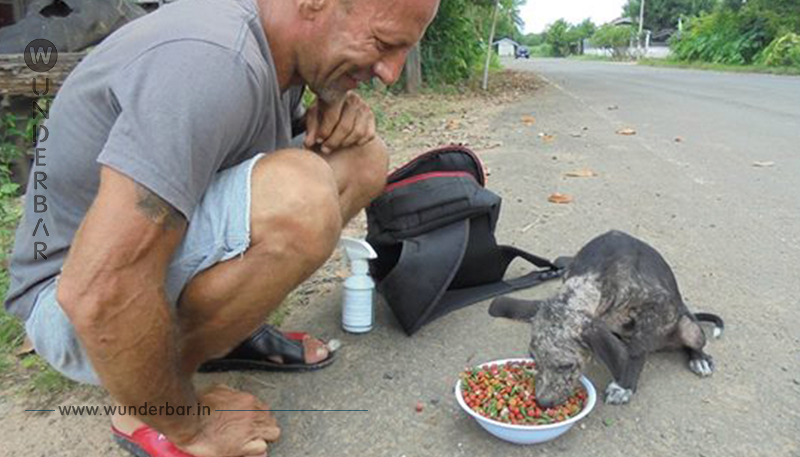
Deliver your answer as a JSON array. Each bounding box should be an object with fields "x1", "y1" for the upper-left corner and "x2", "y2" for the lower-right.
[{"x1": 338, "y1": 237, "x2": 378, "y2": 334}]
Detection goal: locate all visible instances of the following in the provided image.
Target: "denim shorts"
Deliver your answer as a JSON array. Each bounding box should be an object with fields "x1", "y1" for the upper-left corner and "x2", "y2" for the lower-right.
[{"x1": 25, "y1": 153, "x2": 265, "y2": 385}]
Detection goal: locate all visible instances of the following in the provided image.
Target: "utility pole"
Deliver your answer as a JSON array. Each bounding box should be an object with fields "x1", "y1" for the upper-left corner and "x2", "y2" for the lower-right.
[
  {"x1": 481, "y1": 0, "x2": 500, "y2": 91},
  {"x1": 637, "y1": 0, "x2": 646, "y2": 49}
]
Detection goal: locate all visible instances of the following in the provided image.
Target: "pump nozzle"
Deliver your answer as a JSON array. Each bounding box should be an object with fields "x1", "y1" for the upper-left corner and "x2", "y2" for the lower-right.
[
  {"x1": 338, "y1": 237, "x2": 378, "y2": 334},
  {"x1": 339, "y1": 237, "x2": 377, "y2": 274}
]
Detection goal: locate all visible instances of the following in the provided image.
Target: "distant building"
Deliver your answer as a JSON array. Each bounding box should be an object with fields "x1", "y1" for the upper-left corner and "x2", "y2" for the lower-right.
[
  {"x1": 609, "y1": 17, "x2": 634, "y2": 27},
  {"x1": 583, "y1": 17, "x2": 673, "y2": 59},
  {"x1": 493, "y1": 38, "x2": 520, "y2": 57}
]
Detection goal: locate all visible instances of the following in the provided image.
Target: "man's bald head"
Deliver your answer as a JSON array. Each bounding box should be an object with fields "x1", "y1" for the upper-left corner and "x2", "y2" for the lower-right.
[{"x1": 287, "y1": 0, "x2": 439, "y2": 101}]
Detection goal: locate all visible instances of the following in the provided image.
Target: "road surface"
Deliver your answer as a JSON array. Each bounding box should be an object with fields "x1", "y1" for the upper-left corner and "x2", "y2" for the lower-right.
[{"x1": 4, "y1": 58, "x2": 799, "y2": 457}]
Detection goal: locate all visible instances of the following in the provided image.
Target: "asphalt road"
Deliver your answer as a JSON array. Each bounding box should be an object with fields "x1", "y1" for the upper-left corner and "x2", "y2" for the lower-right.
[
  {"x1": 260, "y1": 59, "x2": 800, "y2": 456},
  {"x1": 6, "y1": 58, "x2": 799, "y2": 457}
]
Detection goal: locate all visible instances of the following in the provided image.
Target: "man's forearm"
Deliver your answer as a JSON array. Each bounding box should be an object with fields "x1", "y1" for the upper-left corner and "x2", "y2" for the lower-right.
[
  {"x1": 58, "y1": 167, "x2": 199, "y2": 443},
  {"x1": 70, "y1": 282, "x2": 201, "y2": 443}
]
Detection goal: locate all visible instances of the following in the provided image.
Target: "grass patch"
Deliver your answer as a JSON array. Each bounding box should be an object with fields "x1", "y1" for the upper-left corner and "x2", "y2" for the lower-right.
[
  {"x1": 0, "y1": 195, "x2": 76, "y2": 396},
  {"x1": 19, "y1": 354, "x2": 76, "y2": 394},
  {"x1": 266, "y1": 290, "x2": 308, "y2": 328},
  {"x1": 567, "y1": 54, "x2": 628, "y2": 62},
  {"x1": 0, "y1": 304, "x2": 24, "y2": 353},
  {"x1": 0, "y1": 195, "x2": 25, "y2": 380},
  {"x1": 638, "y1": 58, "x2": 800, "y2": 76}
]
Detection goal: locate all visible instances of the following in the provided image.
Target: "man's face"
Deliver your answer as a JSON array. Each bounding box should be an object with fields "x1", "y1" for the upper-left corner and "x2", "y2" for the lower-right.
[{"x1": 300, "y1": 0, "x2": 439, "y2": 102}]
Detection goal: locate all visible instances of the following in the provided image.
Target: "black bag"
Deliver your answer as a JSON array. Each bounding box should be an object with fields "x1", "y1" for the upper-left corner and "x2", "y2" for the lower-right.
[{"x1": 366, "y1": 145, "x2": 564, "y2": 335}]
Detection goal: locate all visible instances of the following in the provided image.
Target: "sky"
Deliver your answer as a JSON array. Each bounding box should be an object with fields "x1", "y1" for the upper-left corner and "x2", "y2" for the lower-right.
[{"x1": 520, "y1": 0, "x2": 629, "y2": 34}]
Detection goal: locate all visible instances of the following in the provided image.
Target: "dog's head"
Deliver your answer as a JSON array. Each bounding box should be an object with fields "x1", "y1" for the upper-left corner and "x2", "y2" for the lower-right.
[{"x1": 489, "y1": 296, "x2": 591, "y2": 408}]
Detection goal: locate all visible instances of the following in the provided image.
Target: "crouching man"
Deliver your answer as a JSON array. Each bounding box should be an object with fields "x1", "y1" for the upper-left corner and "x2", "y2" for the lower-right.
[{"x1": 4, "y1": 0, "x2": 439, "y2": 455}]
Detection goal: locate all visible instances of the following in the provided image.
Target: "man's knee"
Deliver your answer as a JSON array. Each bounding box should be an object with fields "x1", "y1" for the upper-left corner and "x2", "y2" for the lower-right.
[
  {"x1": 249, "y1": 151, "x2": 342, "y2": 269},
  {"x1": 352, "y1": 139, "x2": 389, "y2": 202}
]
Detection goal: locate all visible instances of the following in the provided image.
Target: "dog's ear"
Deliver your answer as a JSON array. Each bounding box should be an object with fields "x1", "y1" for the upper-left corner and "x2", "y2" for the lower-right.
[{"x1": 488, "y1": 296, "x2": 544, "y2": 321}]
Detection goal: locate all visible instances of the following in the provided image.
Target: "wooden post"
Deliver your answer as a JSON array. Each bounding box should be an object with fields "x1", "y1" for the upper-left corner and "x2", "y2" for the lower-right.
[
  {"x1": 404, "y1": 43, "x2": 422, "y2": 94},
  {"x1": 0, "y1": 52, "x2": 87, "y2": 97},
  {"x1": 637, "y1": 0, "x2": 646, "y2": 50},
  {"x1": 481, "y1": 0, "x2": 500, "y2": 91}
]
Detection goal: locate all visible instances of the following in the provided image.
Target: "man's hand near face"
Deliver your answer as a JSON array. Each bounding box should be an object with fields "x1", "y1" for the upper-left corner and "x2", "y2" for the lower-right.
[{"x1": 304, "y1": 91, "x2": 377, "y2": 154}]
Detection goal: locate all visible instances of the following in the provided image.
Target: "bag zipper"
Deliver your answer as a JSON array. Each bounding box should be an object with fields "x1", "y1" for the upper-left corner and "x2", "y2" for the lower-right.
[{"x1": 383, "y1": 171, "x2": 476, "y2": 193}]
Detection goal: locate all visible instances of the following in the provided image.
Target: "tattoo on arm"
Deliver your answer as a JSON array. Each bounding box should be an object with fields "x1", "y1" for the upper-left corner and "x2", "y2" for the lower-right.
[{"x1": 135, "y1": 184, "x2": 185, "y2": 230}]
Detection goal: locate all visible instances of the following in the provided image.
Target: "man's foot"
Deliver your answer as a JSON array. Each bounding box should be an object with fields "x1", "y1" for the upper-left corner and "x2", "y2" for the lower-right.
[
  {"x1": 265, "y1": 332, "x2": 333, "y2": 365},
  {"x1": 111, "y1": 405, "x2": 146, "y2": 436},
  {"x1": 197, "y1": 324, "x2": 340, "y2": 373}
]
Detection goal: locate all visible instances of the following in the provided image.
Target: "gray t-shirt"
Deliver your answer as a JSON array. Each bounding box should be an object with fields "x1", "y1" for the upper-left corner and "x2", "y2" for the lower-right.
[{"x1": 5, "y1": 0, "x2": 305, "y2": 321}]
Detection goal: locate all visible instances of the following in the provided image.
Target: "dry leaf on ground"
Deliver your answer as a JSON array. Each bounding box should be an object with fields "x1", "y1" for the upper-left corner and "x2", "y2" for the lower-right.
[
  {"x1": 445, "y1": 119, "x2": 461, "y2": 130},
  {"x1": 538, "y1": 132, "x2": 555, "y2": 142},
  {"x1": 15, "y1": 336, "x2": 35, "y2": 357},
  {"x1": 752, "y1": 161, "x2": 775, "y2": 168},
  {"x1": 548, "y1": 193, "x2": 573, "y2": 204},
  {"x1": 565, "y1": 169, "x2": 598, "y2": 178},
  {"x1": 616, "y1": 128, "x2": 637, "y2": 136},
  {"x1": 521, "y1": 115, "x2": 536, "y2": 126}
]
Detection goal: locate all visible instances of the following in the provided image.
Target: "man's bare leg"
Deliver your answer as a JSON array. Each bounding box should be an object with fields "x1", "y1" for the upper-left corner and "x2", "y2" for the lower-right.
[
  {"x1": 112, "y1": 141, "x2": 388, "y2": 434},
  {"x1": 321, "y1": 138, "x2": 390, "y2": 223}
]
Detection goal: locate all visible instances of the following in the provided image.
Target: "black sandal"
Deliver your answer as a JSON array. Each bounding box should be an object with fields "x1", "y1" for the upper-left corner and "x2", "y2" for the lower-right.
[{"x1": 198, "y1": 324, "x2": 339, "y2": 373}]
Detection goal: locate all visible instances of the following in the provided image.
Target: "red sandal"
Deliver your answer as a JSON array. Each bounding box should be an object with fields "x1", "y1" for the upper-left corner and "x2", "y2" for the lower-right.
[{"x1": 112, "y1": 425, "x2": 197, "y2": 457}]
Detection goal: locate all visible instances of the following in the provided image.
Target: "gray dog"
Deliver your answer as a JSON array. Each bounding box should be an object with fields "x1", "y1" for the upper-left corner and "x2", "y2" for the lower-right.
[{"x1": 489, "y1": 230, "x2": 723, "y2": 406}]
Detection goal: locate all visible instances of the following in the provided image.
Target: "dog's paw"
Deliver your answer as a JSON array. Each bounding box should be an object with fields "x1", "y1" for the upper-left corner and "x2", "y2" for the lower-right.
[
  {"x1": 689, "y1": 355, "x2": 714, "y2": 377},
  {"x1": 604, "y1": 381, "x2": 633, "y2": 405}
]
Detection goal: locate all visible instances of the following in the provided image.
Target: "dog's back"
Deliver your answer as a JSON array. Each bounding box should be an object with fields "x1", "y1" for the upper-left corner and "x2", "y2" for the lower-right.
[{"x1": 565, "y1": 230, "x2": 690, "y2": 349}]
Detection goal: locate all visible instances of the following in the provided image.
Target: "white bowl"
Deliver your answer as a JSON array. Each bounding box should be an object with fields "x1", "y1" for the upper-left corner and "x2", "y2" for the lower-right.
[{"x1": 454, "y1": 357, "x2": 597, "y2": 445}]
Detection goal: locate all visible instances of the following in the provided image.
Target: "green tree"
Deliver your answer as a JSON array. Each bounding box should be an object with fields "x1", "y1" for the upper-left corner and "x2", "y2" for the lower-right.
[
  {"x1": 522, "y1": 32, "x2": 545, "y2": 46},
  {"x1": 742, "y1": 0, "x2": 800, "y2": 34},
  {"x1": 545, "y1": 19, "x2": 572, "y2": 56},
  {"x1": 494, "y1": 0, "x2": 528, "y2": 42},
  {"x1": 569, "y1": 18, "x2": 597, "y2": 53},
  {"x1": 419, "y1": 0, "x2": 528, "y2": 85},
  {"x1": 622, "y1": 0, "x2": 717, "y2": 33},
  {"x1": 591, "y1": 24, "x2": 636, "y2": 58},
  {"x1": 420, "y1": 0, "x2": 484, "y2": 85}
]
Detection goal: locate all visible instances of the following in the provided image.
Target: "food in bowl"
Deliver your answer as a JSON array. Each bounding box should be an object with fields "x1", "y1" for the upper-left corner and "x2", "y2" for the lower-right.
[
  {"x1": 455, "y1": 358, "x2": 597, "y2": 444},
  {"x1": 459, "y1": 360, "x2": 588, "y2": 425}
]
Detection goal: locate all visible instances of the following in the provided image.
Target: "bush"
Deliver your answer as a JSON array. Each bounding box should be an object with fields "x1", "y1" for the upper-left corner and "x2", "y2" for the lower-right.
[
  {"x1": 590, "y1": 25, "x2": 635, "y2": 59},
  {"x1": 756, "y1": 33, "x2": 800, "y2": 67},
  {"x1": 528, "y1": 43, "x2": 554, "y2": 57},
  {"x1": 421, "y1": 3, "x2": 485, "y2": 86},
  {"x1": 671, "y1": 10, "x2": 773, "y2": 65},
  {"x1": 545, "y1": 19, "x2": 572, "y2": 57}
]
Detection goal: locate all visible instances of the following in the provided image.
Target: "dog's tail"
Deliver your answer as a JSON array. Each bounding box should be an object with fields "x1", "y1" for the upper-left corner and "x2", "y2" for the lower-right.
[{"x1": 694, "y1": 313, "x2": 724, "y2": 339}]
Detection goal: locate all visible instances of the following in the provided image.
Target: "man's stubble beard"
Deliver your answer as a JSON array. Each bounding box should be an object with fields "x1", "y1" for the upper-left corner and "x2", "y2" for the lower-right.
[{"x1": 314, "y1": 85, "x2": 348, "y2": 104}]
